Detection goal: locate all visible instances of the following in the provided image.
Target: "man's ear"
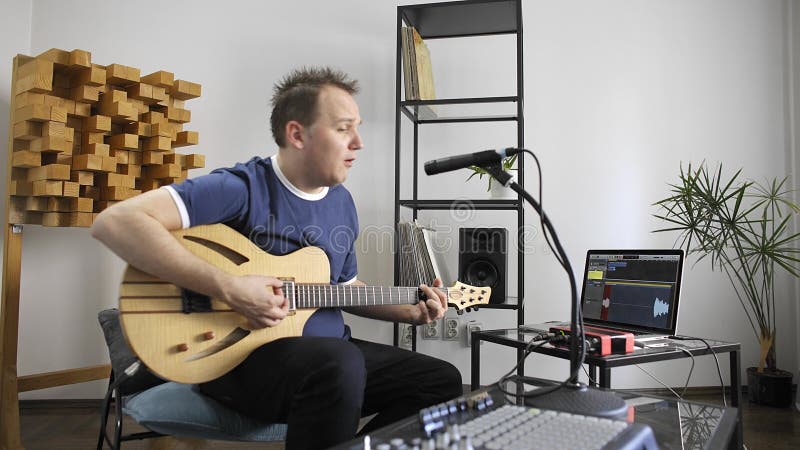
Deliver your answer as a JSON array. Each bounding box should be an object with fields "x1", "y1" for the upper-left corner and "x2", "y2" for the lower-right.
[{"x1": 285, "y1": 120, "x2": 306, "y2": 149}]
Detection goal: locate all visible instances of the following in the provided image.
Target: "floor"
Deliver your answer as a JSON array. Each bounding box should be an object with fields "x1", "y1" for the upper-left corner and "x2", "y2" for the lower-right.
[{"x1": 17, "y1": 390, "x2": 800, "y2": 449}]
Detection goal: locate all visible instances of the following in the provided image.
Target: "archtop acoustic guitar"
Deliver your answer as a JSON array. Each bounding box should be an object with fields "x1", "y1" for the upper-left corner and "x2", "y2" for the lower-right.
[{"x1": 119, "y1": 223, "x2": 491, "y2": 383}]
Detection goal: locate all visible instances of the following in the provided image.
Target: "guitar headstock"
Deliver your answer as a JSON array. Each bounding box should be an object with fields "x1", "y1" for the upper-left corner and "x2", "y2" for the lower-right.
[{"x1": 446, "y1": 281, "x2": 492, "y2": 313}]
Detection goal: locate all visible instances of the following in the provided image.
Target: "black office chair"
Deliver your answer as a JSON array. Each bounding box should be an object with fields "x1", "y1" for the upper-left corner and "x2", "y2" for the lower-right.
[{"x1": 96, "y1": 308, "x2": 287, "y2": 449}]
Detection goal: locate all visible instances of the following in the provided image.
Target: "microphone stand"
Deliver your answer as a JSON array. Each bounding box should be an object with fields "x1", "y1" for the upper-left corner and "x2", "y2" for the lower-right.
[{"x1": 483, "y1": 164, "x2": 627, "y2": 418}]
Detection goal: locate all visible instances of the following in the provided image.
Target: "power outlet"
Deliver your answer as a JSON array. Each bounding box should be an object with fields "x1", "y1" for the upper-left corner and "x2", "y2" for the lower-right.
[
  {"x1": 466, "y1": 320, "x2": 484, "y2": 346},
  {"x1": 398, "y1": 324, "x2": 414, "y2": 349},
  {"x1": 421, "y1": 319, "x2": 441, "y2": 340},
  {"x1": 443, "y1": 318, "x2": 460, "y2": 341}
]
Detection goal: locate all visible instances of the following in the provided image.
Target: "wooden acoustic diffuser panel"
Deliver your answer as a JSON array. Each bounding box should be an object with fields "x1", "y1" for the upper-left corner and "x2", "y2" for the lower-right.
[{"x1": 8, "y1": 48, "x2": 205, "y2": 227}]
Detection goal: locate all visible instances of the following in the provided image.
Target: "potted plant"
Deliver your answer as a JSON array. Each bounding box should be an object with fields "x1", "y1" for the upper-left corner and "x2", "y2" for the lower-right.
[
  {"x1": 466, "y1": 154, "x2": 518, "y2": 197},
  {"x1": 653, "y1": 162, "x2": 800, "y2": 407}
]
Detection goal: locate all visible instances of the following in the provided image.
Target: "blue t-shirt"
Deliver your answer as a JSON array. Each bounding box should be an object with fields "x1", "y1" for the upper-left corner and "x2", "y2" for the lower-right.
[{"x1": 165, "y1": 155, "x2": 359, "y2": 339}]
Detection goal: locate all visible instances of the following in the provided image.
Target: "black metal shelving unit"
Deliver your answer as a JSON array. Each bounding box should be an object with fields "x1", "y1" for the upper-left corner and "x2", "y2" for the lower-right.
[{"x1": 393, "y1": 0, "x2": 525, "y2": 350}]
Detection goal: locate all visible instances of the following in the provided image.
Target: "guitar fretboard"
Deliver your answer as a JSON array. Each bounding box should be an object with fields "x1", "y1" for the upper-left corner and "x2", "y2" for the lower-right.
[{"x1": 286, "y1": 283, "x2": 447, "y2": 309}]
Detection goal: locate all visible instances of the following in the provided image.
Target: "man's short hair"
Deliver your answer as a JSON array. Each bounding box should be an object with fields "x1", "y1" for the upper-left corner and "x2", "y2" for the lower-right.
[{"x1": 270, "y1": 67, "x2": 359, "y2": 148}]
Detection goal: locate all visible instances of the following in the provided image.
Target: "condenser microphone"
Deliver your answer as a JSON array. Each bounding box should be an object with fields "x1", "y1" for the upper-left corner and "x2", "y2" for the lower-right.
[{"x1": 424, "y1": 148, "x2": 520, "y2": 175}]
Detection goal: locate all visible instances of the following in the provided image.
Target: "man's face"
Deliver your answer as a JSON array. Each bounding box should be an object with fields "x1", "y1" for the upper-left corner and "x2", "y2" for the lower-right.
[{"x1": 301, "y1": 86, "x2": 363, "y2": 187}]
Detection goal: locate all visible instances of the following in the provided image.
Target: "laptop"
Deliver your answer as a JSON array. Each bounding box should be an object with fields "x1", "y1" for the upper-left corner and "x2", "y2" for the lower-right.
[{"x1": 522, "y1": 249, "x2": 685, "y2": 348}]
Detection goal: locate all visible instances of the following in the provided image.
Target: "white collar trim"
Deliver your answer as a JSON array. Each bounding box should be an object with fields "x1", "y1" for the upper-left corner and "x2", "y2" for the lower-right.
[{"x1": 270, "y1": 154, "x2": 328, "y2": 201}]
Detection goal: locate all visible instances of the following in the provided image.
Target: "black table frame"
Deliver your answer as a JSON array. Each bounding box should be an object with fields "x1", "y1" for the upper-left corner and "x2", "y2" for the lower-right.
[{"x1": 470, "y1": 328, "x2": 743, "y2": 449}]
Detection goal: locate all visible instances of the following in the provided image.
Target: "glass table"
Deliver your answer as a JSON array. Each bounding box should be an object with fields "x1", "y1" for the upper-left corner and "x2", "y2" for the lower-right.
[{"x1": 471, "y1": 327, "x2": 743, "y2": 449}]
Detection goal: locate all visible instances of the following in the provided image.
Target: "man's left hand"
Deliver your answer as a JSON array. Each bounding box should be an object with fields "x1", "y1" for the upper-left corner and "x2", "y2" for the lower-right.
[{"x1": 413, "y1": 278, "x2": 448, "y2": 325}]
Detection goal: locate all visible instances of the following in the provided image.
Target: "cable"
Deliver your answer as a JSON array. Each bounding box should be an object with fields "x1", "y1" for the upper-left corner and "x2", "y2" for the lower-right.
[
  {"x1": 635, "y1": 364, "x2": 684, "y2": 400},
  {"x1": 671, "y1": 336, "x2": 728, "y2": 407}
]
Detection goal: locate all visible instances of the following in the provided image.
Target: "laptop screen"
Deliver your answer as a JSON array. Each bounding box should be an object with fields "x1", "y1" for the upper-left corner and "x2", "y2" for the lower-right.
[{"x1": 581, "y1": 250, "x2": 684, "y2": 335}]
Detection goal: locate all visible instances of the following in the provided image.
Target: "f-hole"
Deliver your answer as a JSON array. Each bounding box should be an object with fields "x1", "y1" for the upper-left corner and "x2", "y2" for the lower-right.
[{"x1": 183, "y1": 236, "x2": 250, "y2": 266}]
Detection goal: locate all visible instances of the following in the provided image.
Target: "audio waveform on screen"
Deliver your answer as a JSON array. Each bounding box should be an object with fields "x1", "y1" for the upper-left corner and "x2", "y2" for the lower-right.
[{"x1": 653, "y1": 297, "x2": 669, "y2": 318}]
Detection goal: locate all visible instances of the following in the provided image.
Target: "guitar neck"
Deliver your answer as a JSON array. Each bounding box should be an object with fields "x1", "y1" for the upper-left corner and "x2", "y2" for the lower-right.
[{"x1": 288, "y1": 284, "x2": 446, "y2": 309}]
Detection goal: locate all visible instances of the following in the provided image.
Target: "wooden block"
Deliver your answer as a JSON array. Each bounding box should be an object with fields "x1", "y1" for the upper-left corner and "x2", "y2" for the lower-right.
[
  {"x1": 165, "y1": 107, "x2": 191, "y2": 123},
  {"x1": 96, "y1": 172, "x2": 136, "y2": 188},
  {"x1": 141, "y1": 70, "x2": 174, "y2": 88},
  {"x1": 53, "y1": 72, "x2": 72, "y2": 89},
  {"x1": 75, "y1": 64, "x2": 106, "y2": 86},
  {"x1": 12, "y1": 151, "x2": 41, "y2": 168},
  {"x1": 100, "y1": 186, "x2": 141, "y2": 201},
  {"x1": 26, "y1": 197, "x2": 49, "y2": 211},
  {"x1": 16, "y1": 92, "x2": 46, "y2": 108},
  {"x1": 151, "y1": 122, "x2": 176, "y2": 138},
  {"x1": 98, "y1": 100, "x2": 137, "y2": 122},
  {"x1": 170, "y1": 80, "x2": 201, "y2": 100},
  {"x1": 37, "y1": 48, "x2": 71, "y2": 66},
  {"x1": 148, "y1": 163, "x2": 181, "y2": 179},
  {"x1": 32, "y1": 180, "x2": 63, "y2": 196},
  {"x1": 127, "y1": 83, "x2": 158, "y2": 103},
  {"x1": 42, "y1": 121, "x2": 66, "y2": 138},
  {"x1": 14, "y1": 104, "x2": 51, "y2": 123},
  {"x1": 74, "y1": 103, "x2": 91, "y2": 117},
  {"x1": 85, "y1": 143, "x2": 110, "y2": 156},
  {"x1": 71, "y1": 84, "x2": 100, "y2": 102},
  {"x1": 42, "y1": 212, "x2": 93, "y2": 227},
  {"x1": 185, "y1": 154, "x2": 205, "y2": 169},
  {"x1": 72, "y1": 154, "x2": 104, "y2": 171},
  {"x1": 13, "y1": 121, "x2": 43, "y2": 140},
  {"x1": 129, "y1": 151, "x2": 143, "y2": 165},
  {"x1": 81, "y1": 185, "x2": 100, "y2": 200},
  {"x1": 163, "y1": 153, "x2": 186, "y2": 166},
  {"x1": 106, "y1": 63, "x2": 141, "y2": 85},
  {"x1": 62, "y1": 181, "x2": 80, "y2": 197},
  {"x1": 68, "y1": 49, "x2": 92, "y2": 68},
  {"x1": 29, "y1": 136, "x2": 66, "y2": 153},
  {"x1": 83, "y1": 132, "x2": 105, "y2": 148},
  {"x1": 144, "y1": 136, "x2": 171, "y2": 152},
  {"x1": 27, "y1": 164, "x2": 71, "y2": 182},
  {"x1": 16, "y1": 59, "x2": 53, "y2": 94},
  {"x1": 64, "y1": 126, "x2": 75, "y2": 142},
  {"x1": 70, "y1": 197, "x2": 94, "y2": 212},
  {"x1": 151, "y1": 85, "x2": 167, "y2": 102},
  {"x1": 50, "y1": 105, "x2": 67, "y2": 122},
  {"x1": 136, "y1": 177, "x2": 160, "y2": 191},
  {"x1": 142, "y1": 151, "x2": 164, "y2": 165},
  {"x1": 124, "y1": 121, "x2": 152, "y2": 136},
  {"x1": 71, "y1": 171, "x2": 94, "y2": 185},
  {"x1": 111, "y1": 149, "x2": 130, "y2": 164},
  {"x1": 173, "y1": 130, "x2": 198, "y2": 147},
  {"x1": 10, "y1": 180, "x2": 34, "y2": 196},
  {"x1": 141, "y1": 111, "x2": 166, "y2": 124},
  {"x1": 118, "y1": 164, "x2": 141, "y2": 177},
  {"x1": 85, "y1": 115, "x2": 112, "y2": 132},
  {"x1": 101, "y1": 156, "x2": 118, "y2": 172},
  {"x1": 108, "y1": 133, "x2": 139, "y2": 150}
]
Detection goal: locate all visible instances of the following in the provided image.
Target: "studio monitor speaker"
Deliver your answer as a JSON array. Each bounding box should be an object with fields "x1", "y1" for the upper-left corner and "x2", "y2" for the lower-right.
[{"x1": 458, "y1": 228, "x2": 507, "y2": 304}]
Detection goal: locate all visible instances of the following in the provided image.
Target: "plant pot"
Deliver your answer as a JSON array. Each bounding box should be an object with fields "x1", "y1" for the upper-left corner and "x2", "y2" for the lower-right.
[{"x1": 747, "y1": 366, "x2": 794, "y2": 407}]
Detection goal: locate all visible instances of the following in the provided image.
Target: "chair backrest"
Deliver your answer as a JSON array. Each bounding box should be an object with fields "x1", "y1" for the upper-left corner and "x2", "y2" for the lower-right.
[{"x1": 98, "y1": 308, "x2": 166, "y2": 396}]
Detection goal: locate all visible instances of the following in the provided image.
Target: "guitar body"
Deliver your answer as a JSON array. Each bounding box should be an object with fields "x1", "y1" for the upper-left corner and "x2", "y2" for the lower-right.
[{"x1": 119, "y1": 224, "x2": 330, "y2": 384}]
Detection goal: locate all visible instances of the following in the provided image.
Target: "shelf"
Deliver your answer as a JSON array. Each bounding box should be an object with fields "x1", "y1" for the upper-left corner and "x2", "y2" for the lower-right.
[
  {"x1": 473, "y1": 296, "x2": 520, "y2": 310},
  {"x1": 400, "y1": 96, "x2": 519, "y2": 124},
  {"x1": 400, "y1": 199, "x2": 520, "y2": 210},
  {"x1": 400, "y1": 0, "x2": 519, "y2": 39}
]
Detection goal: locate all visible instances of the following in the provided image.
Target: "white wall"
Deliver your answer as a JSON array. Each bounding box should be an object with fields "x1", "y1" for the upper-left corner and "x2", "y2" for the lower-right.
[{"x1": 0, "y1": 0, "x2": 795, "y2": 399}]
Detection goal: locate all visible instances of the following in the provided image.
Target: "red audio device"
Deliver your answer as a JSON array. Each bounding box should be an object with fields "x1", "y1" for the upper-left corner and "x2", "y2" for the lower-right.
[{"x1": 549, "y1": 325, "x2": 635, "y2": 356}]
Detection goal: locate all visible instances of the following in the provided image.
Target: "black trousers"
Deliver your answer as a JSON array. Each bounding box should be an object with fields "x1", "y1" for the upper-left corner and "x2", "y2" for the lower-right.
[{"x1": 200, "y1": 336, "x2": 463, "y2": 450}]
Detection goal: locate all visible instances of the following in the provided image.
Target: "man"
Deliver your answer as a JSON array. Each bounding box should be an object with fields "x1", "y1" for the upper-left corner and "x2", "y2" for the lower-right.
[{"x1": 91, "y1": 67, "x2": 463, "y2": 449}]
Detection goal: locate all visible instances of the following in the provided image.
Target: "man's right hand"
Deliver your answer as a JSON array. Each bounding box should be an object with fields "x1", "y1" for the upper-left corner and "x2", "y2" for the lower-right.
[{"x1": 221, "y1": 275, "x2": 289, "y2": 329}]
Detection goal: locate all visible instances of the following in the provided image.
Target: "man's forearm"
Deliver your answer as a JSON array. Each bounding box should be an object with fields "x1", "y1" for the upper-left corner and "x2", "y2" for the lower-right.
[{"x1": 343, "y1": 304, "x2": 418, "y2": 324}]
